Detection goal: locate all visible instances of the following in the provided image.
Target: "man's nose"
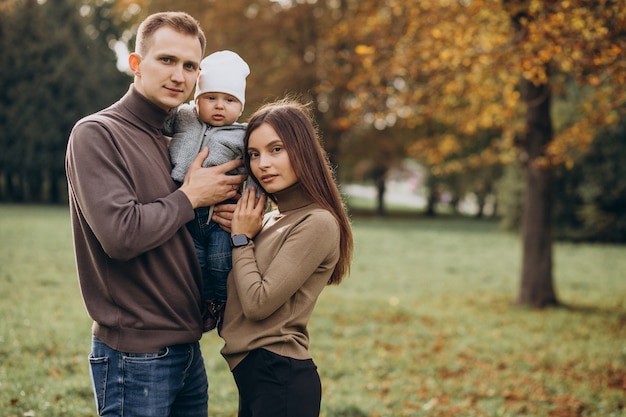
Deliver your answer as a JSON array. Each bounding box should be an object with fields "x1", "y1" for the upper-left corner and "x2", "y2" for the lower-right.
[{"x1": 171, "y1": 65, "x2": 185, "y2": 82}]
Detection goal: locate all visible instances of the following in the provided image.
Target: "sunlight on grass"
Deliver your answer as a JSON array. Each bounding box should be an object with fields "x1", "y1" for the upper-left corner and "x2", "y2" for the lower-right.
[{"x1": 1, "y1": 205, "x2": 624, "y2": 417}]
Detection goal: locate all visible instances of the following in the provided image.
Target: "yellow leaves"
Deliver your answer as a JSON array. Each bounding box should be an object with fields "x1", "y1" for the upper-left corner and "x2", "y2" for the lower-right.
[
  {"x1": 355, "y1": 44, "x2": 376, "y2": 69},
  {"x1": 570, "y1": 15, "x2": 586, "y2": 31},
  {"x1": 321, "y1": 0, "x2": 625, "y2": 173},
  {"x1": 538, "y1": 48, "x2": 552, "y2": 63},
  {"x1": 503, "y1": 86, "x2": 521, "y2": 112},
  {"x1": 546, "y1": 121, "x2": 594, "y2": 167},
  {"x1": 529, "y1": 0, "x2": 543, "y2": 15},
  {"x1": 521, "y1": 60, "x2": 549, "y2": 85},
  {"x1": 603, "y1": 110, "x2": 620, "y2": 125},
  {"x1": 355, "y1": 44, "x2": 375, "y2": 55},
  {"x1": 440, "y1": 134, "x2": 461, "y2": 156},
  {"x1": 571, "y1": 49, "x2": 584, "y2": 60}
]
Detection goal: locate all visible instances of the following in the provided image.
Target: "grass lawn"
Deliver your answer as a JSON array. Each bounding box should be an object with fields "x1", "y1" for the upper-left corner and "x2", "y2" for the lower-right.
[{"x1": 0, "y1": 204, "x2": 624, "y2": 417}]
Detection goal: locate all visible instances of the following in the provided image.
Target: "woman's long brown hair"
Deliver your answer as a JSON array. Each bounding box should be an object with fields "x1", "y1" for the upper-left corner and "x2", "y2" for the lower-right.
[{"x1": 243, "y1": 98, "x2": 353, "y2": 285}]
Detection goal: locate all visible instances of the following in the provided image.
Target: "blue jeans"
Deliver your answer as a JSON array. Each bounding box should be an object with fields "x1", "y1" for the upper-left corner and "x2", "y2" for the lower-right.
[
  {"x1": 88, "y1": 336, "x2": 208, "y2": 417},
  {"x1": 187, "y1": 205, "x2": 233, "y2": 303}
]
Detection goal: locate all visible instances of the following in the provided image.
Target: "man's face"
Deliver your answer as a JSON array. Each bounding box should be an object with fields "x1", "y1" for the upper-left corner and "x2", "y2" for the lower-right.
[{"x1": 130, "y1": 27, "x2": 202, "y2": 112}]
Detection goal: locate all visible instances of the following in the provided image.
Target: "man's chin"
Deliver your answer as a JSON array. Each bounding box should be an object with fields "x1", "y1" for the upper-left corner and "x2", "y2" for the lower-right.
[{"x1": 161, "y1": 97, "x2": 188, "y2": 111}]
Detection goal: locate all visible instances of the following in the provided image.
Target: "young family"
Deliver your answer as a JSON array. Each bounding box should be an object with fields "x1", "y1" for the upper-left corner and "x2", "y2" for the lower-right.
[{"x1": 65, "y1": 11, "x2": 353, "y2": 417}]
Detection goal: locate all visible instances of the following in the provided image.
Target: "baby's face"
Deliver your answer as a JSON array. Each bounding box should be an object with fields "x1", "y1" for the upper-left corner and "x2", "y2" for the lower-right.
[{"x1": 196, "y1": 92, "x2": 242, "y2": 126}]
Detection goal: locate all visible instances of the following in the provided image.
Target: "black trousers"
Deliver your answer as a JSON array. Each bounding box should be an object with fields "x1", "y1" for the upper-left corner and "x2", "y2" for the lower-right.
[{"x1": 232, "y1": 348, "x2": 321, "y2": 417}]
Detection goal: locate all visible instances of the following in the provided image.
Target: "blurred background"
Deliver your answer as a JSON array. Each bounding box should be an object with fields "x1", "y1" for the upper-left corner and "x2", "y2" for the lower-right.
[{"x1": 1, "y1": 0, "x2": 624, "y2": 306}]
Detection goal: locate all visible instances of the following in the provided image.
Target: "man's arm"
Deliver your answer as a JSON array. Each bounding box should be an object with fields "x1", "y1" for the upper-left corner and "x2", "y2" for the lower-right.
[{"x1": 66, "y1": 120, "x2": 194, "y2": 260}]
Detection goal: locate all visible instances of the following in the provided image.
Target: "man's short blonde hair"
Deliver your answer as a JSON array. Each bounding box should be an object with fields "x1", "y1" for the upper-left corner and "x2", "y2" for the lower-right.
[{"x1": 135, "y1": 11, "x2": 206, "y2": 57}]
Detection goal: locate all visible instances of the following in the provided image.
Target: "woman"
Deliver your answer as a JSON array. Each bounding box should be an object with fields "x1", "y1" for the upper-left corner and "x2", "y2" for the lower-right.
[{"x1": 219, "y1": 98, "x2": 354, "y2": 417}]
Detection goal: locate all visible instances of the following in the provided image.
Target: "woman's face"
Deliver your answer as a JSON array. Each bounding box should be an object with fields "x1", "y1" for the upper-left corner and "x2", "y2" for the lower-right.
[{"x1": 247, "y1": 123, "x2": 298, "y2": 194}]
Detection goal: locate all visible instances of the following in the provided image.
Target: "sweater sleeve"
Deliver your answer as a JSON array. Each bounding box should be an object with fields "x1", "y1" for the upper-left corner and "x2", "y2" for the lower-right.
[
  {"x1": 66, "y1": 119, "x2": 194, "y2": 261},
  {"x1": 231, "y1": 210, "x2": 339, "y2": 321}
]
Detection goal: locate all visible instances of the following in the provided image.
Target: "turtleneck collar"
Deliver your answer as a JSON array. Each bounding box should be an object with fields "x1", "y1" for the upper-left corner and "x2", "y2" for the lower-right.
[
  {"x1": 273, "y1": 182, "x2": 315, "y2": 213},
  {"x1": 119, "y1": 84, "x2": 171, "y2": 131}
]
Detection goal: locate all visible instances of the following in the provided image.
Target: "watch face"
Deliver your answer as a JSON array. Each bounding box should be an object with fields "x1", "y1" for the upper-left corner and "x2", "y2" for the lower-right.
[{"x1": 232, "y1": 234, "x2": 249, "y2": 247}]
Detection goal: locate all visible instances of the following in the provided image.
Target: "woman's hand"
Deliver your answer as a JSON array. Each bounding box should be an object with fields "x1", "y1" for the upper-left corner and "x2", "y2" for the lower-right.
[{"x1": 231, "y1": 188, "x2": 266, "y2": 239}]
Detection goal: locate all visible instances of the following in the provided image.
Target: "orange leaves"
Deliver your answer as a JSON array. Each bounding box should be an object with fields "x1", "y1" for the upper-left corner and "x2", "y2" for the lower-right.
[
  {"x1": 354, "y1": 44, "x2": 375, "y2": 56},
  {"x1": 318, "y1": 0, "x2": 625, "y2": 173},
  {"x1": 439, "y1": 134, "x2": 462, "y2": 157}
]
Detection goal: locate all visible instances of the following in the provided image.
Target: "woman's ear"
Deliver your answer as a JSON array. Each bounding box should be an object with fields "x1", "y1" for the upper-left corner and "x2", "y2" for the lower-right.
[{"x1": 128, "y1": 53, "x2": 141, "y2": 76}]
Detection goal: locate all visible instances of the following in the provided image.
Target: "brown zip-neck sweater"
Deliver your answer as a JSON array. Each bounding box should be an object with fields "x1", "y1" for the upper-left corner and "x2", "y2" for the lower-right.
[
  {"x1": 220, "y1": 183, "x2": 340, "y2": 370},
  {"x1": 66, "y1": 85, "x2": 202, "y2": 353}
]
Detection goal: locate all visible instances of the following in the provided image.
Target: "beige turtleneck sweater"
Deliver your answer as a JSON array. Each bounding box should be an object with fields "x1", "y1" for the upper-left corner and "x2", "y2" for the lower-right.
[{"x1": 220, "y1": 183, "x2": 340, "y2": 370}]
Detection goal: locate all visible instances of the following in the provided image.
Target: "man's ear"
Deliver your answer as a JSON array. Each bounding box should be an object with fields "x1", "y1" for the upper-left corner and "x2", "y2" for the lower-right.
[{"x1": 128, "y1": 53, "x2": 141, "y2": 76}]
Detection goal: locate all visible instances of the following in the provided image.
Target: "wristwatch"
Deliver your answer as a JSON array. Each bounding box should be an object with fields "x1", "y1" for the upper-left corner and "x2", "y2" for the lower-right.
[{"x1": 231, "y1": 234, "x2": 250, "y2": 248}]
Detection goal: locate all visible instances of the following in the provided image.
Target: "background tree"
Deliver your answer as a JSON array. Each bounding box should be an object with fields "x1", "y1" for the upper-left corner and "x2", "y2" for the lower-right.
[
  {"x1": 1, "y1": 1, "x2": 624, "y2": 269},
  {"x1": 0, "y1": 0, "x2": 130, "y2": 202},
  {"x1": 318, "y1": 0, "x2": 626, "y2": 307},
  {"x1": 553, "y1": 114, "x2": 626, "y2": 243}
]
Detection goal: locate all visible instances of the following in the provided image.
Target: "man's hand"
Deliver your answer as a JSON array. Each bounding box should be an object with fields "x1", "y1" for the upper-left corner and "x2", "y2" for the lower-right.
[{"x1": 179, "y1": 147, "x2": 246, "y2": 209}]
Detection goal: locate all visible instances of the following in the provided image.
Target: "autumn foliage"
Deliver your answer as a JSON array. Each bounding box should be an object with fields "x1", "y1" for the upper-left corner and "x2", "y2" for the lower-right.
[{"x1": 318, "y1": 0, "x2": 626, "y2": 172}]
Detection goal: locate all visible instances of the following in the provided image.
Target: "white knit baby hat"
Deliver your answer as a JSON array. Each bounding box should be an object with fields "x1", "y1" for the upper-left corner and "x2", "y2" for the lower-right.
[{"x1": 194, "y1": 50, "x2": 250, "y2": 109}]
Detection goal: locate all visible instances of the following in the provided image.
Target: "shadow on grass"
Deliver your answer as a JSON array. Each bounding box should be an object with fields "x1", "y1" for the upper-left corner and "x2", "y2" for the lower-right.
[
  {"x1": 348, "y1": 208, "x2": 504, "y2": 235},
  {"x1": 559, "y1": 301, "x2": 626, "y2": 320}
]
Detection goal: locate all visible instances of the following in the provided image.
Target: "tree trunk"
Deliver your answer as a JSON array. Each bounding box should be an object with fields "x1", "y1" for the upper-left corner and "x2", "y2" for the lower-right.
[
  {"x1": 475, "y1": 191, "x2": 486, "y2": 219},
  {"x1": 517, "y1": 77, "x2": 559, "y2": 308},
  {"x1": 371, "y1": 167, "x2": 387, "y2": 217},
  {"x1": 375, "y1": 178, "x2": 385, "y2": 217},
  {"x1": 425, "y1": 174, "x2": 438, "y2": 217}
]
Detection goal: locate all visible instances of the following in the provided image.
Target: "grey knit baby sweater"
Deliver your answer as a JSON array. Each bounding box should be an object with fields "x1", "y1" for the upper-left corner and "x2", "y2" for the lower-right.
[{"x1": 164, "y1": 102, "x2": 247, "y2": 183}]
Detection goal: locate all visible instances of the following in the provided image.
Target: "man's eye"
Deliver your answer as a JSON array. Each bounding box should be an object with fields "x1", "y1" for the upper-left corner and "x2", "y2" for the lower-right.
[{"x1": 161, "y1": 57, "x2": 171, "y2": 63}]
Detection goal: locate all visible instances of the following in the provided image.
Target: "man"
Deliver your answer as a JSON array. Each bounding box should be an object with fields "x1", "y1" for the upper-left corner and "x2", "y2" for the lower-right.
[{"x1": 65, "y1": 11, "x2": 244, "y2": 417}]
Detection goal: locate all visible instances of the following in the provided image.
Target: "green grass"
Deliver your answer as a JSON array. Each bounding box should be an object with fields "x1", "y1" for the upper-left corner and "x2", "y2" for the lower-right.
[{"x1": 1, "y1": 204, "x2": 625, "y2": 417}]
